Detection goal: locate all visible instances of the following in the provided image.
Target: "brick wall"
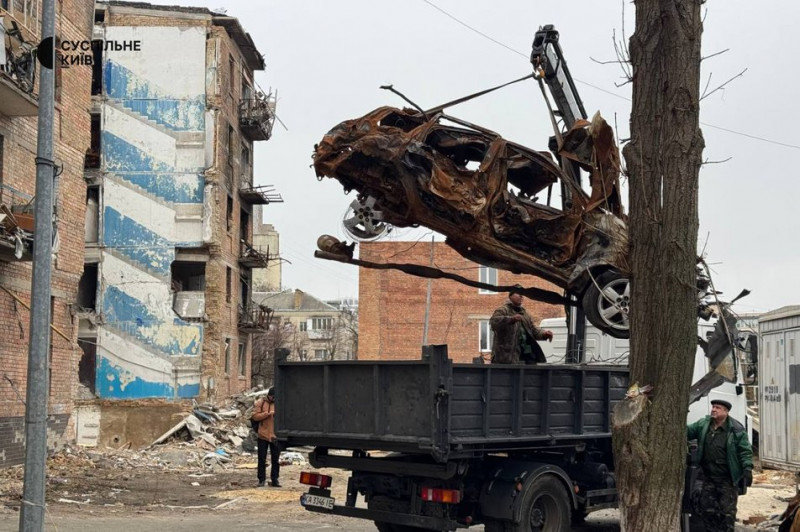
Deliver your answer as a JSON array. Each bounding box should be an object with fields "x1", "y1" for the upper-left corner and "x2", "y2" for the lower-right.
[
  {"x1": 0, "y1": 0, "x2": 93, "y2": 466},
  {"x1": 202, "y1": 23, "x2": 261, "y2": 400},
  {"x1": 358, "y1": 242, "x2": 564, "y2": 363}
]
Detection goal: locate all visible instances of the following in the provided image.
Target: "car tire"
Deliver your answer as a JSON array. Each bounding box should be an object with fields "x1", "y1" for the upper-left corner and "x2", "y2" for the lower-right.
[{"x1": 582, "y1": 270, "x2": 631, "y2": 339}]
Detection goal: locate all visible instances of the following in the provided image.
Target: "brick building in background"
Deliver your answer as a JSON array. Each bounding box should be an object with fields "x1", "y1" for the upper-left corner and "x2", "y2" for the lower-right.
[
  {"x1": 358, "y1": 241, "x2": 564, "y2": 363},
  {"x1": 0, "y1": 0, "x2": 94, "y2": 466}
]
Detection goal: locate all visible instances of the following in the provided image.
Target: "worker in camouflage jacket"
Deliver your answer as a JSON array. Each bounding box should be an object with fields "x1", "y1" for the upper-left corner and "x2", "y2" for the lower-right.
[
  {"x1": 687, "y1": 399, "x2": 754, "y2": 532},
  {"x1": 490, "y1": 286, "x2": 553, "y2": 364}
]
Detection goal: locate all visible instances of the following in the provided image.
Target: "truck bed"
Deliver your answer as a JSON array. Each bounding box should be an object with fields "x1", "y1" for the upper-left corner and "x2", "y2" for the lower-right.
[{"x1": 275, "y1": 346, "x2": 629, "y2": 462}]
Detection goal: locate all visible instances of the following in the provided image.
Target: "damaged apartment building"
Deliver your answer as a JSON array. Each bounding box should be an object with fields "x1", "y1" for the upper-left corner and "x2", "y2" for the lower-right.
[
  {"x1": 78, "y1": 0, "x2": 281, "y2": 418},
  {"x1": 1, "y1": 0, "x2": 94, "y2": 465}
]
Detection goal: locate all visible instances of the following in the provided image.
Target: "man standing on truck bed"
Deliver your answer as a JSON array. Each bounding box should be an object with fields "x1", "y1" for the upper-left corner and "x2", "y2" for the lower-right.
[
  {"x1": 490, "y1": 285, "x2": 553, "y2": 364},
  {"x1": 687, "y1": 399, "x2": 753, "y2": 532},
  {"x1": 252, "y1": 387, "x2": 281, "y2": 487}
]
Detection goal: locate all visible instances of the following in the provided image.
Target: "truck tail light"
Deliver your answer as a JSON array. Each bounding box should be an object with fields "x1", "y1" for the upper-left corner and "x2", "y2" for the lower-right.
[
  {"x1": 299, "y1": 471, "x2": 332, "y2": 488},
  {"x1": 420, "y1": 487, "x2": 461, "y2": 504}
]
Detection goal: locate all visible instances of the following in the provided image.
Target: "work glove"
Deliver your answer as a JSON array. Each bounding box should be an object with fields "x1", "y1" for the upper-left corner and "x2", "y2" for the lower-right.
[{"x1": 743, "y1": 469, "x2": 753, "y2": 487}]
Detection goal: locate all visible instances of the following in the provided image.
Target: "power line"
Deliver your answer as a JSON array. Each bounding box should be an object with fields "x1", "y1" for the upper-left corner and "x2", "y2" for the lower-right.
[{"x1": 421, "y1": 0, "x2": 800, "y2": 151}]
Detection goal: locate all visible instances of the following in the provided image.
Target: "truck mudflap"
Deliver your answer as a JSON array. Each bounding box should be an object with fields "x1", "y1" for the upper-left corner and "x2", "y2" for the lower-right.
[{"x1": 300, "y1": 486, "x2": 463, "y2": 531}]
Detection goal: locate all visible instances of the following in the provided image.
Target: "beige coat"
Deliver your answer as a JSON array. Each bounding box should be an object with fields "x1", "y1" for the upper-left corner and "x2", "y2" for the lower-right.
[{"x1": 252, "y1": 398, "x2": 276, "y2": 441}]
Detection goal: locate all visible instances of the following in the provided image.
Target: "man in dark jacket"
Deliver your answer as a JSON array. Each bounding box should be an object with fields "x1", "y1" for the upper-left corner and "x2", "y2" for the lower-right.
[
  {"x1": 687, "y1": 399, "x2": 754, "y2": 532},
  {"x1": 490, "y1": 286, "x2": 553, "y2": 364},
  {"x1": 252, "y1": 387, "x2": 281, "y2": 487}
]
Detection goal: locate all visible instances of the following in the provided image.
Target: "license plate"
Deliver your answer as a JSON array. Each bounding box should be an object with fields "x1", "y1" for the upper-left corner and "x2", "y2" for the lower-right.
[{"x1": 301, "y1": 493, "x2": 334, "y2": 510}]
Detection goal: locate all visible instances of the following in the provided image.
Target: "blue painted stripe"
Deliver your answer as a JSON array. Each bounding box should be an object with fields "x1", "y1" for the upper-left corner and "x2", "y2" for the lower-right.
[
  {"x1": 96, "y1": 355, "x2": 174, "y2": 399},
  {"x1": 104, "y1": 60, "x2": 205, "y2": 132},
  {"x1": 102, "y1": 208, "x2": 174, "y2": 276},
  {"x1": 102, "y1": 285, "x2": 203, "y2": 357},
  {"x1": 177, "y1": 383, "x2": 201, "y2": 398},
  {"x1": 102, "y1": 132, "x2": 204, "y2": 204}
]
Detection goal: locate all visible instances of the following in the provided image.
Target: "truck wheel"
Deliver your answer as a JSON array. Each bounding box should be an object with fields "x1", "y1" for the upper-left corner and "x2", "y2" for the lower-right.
[
  {"x1": 582, "y1": 270, "x2": 631, "y2": 339},
  {"x1": 517, "y1": 476, "x2": 571, "y2": 532}
]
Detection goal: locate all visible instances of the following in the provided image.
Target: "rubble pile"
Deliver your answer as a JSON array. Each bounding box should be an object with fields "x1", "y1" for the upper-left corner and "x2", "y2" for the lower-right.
[{"x1": 145, "y1": 387, "x2": 305, "y2": 470}]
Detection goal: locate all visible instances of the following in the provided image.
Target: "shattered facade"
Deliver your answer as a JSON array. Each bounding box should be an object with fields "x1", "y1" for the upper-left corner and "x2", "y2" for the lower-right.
[
  {"x1": 358, "y1": 242, "x2": 563, "y2": 363},
  {"x1": 1, "y1": 0, "x2": 94, "y2": 466},
  {"x1": 80, "y1": 1, "x2": 278, "y2": 403}
]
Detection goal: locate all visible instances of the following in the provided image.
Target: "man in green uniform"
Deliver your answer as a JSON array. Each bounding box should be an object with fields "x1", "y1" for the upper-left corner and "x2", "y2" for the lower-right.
[
  {"x1": 687, "y1": 399, "x2": 754, "y2": 532},
  {"x1": 489, "y1": 286, "x2": 553, "y2": 364}
]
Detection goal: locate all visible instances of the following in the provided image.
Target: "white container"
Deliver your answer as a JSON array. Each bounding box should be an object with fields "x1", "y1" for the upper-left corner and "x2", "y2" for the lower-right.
[{"x1": 759, "y1": 306, "x2": 800, "y2": 471}]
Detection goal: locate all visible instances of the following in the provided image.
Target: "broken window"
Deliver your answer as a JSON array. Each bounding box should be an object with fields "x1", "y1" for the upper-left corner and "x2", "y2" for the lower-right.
[
  {"x1": 228, "y1": 55, "x2": 235, "y2": 95},
  {"x1": 240, "y1": 144, "x2": 250, "y2": 186},
  {"x1": 85, "y1": 114, "x2": 101, "y2": 168},
  {"x1": 78, "y1": 338, "x2": 96, "y2": 395},
  {"x1": 239, "y1": 208, "x2": 250, "y2": 243},
  {"x1": 171, "y1": 261, "x2": 205, "y2": 292},
  {"x1": 239, "y1": 269, "x2": 250, "y2": 309},
  {"x1": 77, "y1": 263, "x2": 98, "y2": 310},
  {"x1": 478, "y1": 266, "x2": 497, "y2": 294},
  {"x1": 91, "y1": 39, "x2": 103, "y2": 95},
  {"x1": 226, "y1": 194, "x2": 233, "y2": 232},
  {"x1": 238, "y1": 341, "x2": 246, "y2": 376},
  {"x1": 84, "y1": 186, "x2": 99, "y2": 243},
  {"x1": 226, "y1": 266, "x2": 232, "y2": 303},
  {"x1": 224, "y1": 338, "x2": 231, "y2": 374},
  {"x1": 228, "y1": 124, "x2": 235, "y2": 168}
]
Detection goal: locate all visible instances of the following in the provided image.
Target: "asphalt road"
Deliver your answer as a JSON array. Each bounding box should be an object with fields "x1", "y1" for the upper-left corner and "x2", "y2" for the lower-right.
[{"x1": 0, "y1": 509, "x2": 622, "y2": 532}]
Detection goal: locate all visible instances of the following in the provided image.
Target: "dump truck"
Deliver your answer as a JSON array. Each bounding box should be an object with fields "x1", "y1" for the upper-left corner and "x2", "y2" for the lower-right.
[{"x1": 275, "y1": 346, "x2": 627, "y2": 531}]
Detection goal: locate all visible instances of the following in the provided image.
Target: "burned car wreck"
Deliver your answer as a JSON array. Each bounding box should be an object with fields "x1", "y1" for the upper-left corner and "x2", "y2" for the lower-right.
[{"x1": 313, "y1": 105, "x2": 638, "y2": 337}]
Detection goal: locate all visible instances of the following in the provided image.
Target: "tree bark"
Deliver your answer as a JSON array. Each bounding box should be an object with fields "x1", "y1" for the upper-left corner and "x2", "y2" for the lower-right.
[{"x1": 614, "y1": 1, "x2": 705, "y2": 531}]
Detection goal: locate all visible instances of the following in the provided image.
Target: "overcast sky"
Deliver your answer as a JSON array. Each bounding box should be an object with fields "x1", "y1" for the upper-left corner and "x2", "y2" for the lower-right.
[{"x1": 147, "y1": 0, "x2": 800, "y2": 314}]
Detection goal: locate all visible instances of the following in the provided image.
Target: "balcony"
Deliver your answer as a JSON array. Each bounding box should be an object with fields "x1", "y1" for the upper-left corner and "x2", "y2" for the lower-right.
[
  {"x1": 0, "y1": 13, "x2": 38, "y2": 116},
  {"x1": 239, "y1": 240, "x2": 269, "y2": 268},
  {"x1": 0, "y1": 185, "x2": 34, "y2": 261},
  {"x1": 238, "y1": 91, "x2": 276, "y2": 141},
  {"x1": 238, "y1": 304, "x2": 273, "y2": 333},
  {"x1": 239, "y1": 183, "x2": 283, "y2": 206}
]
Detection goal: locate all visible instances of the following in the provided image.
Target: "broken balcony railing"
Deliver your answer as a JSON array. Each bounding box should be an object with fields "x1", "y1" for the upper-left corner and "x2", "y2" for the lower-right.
[
  {"x1": 238, "y1": 304, "x2": 273, "y2": 332},
  {"x1": 239, "y1": 240, "x2": 269, "y2": 268},
  {"x1": 239, "y1": 183, "x2": 283, "y2": 206},
  {"x1": 0, "y1": 184, "x2": 34, "y2": 262},
  {"x1": 238, "y1": 92, "x2": 276, "y2": 142},
  {"x1": 0, "y1": 9, "x2": 39, "y2": 116}
]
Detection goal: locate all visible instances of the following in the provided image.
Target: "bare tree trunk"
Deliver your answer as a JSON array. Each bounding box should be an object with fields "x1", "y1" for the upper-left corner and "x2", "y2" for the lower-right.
[{"x1": 615, "y1": 1, "x2": 705, "y2": 530}]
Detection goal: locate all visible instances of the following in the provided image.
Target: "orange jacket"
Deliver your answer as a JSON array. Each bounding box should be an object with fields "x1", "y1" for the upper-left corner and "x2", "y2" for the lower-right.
[{"x1": 252, "y1": 398, "x2": 276, "y2": 441}]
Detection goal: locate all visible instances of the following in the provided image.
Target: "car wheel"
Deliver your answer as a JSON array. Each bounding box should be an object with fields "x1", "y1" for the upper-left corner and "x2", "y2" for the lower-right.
[{"x1": 582, "y1": 270, "x2": 631, "y2": 339}]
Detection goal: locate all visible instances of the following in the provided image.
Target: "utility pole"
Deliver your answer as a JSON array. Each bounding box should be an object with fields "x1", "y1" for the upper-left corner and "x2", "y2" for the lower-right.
[{"x1": 19, "y1": 0, "x2": 56, "y2": 530}]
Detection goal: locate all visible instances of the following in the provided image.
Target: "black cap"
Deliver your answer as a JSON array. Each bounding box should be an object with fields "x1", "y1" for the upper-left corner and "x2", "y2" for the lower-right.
[
  {"x1": 711, "y1": 399, "x2": 732, "y2": 411},
  {"x1": 267, "y1": 386, "x2": 275, "y2": 397},
  {"x1": 509, "y1": 284, "x2": 525, "y2": 297}
]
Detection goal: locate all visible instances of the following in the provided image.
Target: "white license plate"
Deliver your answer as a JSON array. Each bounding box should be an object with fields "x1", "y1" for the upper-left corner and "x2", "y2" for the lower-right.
[{"x1": 301, "y1": 493, "x2": 334, "y2": 510}]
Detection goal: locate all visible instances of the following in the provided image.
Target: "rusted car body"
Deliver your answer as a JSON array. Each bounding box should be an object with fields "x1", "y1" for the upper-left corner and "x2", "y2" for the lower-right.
[{"x1": 313, "y1": 106, "x2": 631, "y2": 336}]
